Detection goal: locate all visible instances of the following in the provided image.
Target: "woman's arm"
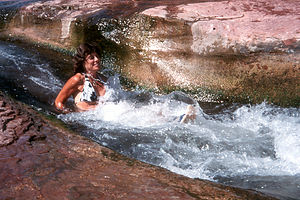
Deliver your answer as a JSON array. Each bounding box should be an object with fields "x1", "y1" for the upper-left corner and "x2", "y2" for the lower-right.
[{"x1": 55, "y1": 74, "x2": 83, "y2": 112}]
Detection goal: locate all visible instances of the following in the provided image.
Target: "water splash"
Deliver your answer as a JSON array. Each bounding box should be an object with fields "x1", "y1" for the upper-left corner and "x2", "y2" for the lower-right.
[
  {"x1": 60, "y1": 77, "x2": 199, "y2": 128},
  {"x1": 1, "y1": 40, "x2": 300, "y2": 199},
  {"x1": 59, "y1": 82, "x2": 300, "y2": 177},
  {"x1": 58, "y1": 86, "x2": 300, "y2": 199}
]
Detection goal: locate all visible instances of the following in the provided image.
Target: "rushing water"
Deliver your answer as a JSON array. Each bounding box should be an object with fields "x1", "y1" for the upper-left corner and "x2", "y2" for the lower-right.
[{"x1": 1, "y1": 41, "x2": 300, "y2": 200}]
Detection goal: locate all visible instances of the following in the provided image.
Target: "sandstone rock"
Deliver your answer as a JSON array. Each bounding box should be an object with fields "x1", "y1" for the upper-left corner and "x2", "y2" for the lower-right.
[
  {"x1": 0, "y1": 93, "x2": 43, "y2": 147},
  {"x1": 0, "y1": 92, "x2": 277, "y2": 199},
  {"x1": 1, "y1": 0, "x2": 299, "y2": 106},
  {"x1": 143, "y1": 0, "x2": 300, "y2": 55}
]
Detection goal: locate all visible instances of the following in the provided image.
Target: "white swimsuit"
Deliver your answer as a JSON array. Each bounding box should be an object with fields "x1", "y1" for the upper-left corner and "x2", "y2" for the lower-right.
[{"x1": 74, "y1": 74, "x2": 106, "y2": 104}]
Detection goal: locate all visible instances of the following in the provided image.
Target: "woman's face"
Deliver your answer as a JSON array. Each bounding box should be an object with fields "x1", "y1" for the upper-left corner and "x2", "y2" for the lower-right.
[{"x1": 84, "y1": 52, "x2": 100, "y2": 74}]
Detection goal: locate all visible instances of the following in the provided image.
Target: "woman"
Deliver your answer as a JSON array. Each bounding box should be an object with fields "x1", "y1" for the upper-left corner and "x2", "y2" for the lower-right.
[
  {"x1": 55, "y1": 43, "x2": 107, "y2": 113},
  {"x1": 55, "y1": 43, "x2": 196, "y2": 123}
]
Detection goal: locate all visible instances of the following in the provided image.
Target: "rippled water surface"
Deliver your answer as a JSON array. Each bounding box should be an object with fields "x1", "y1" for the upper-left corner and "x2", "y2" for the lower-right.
[{"x1": 1, "y1": 41, "x2": 300, "y2": 200}]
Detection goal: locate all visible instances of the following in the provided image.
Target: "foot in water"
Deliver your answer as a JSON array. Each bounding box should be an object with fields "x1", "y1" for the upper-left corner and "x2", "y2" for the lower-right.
[{"x1": 180, "y1": 105, "x2": 196, "y2": 123}]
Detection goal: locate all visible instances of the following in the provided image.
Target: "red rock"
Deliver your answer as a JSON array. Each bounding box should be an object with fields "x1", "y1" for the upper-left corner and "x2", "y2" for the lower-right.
[
  {"x1": 0, "y1": 92, "x2": 277, "y2": 199},
  {"x1": 141, "y1": 0, "x2": 300, "y2": 55},
  {"x1": 283, "y1": 38, "x2": 297, "y2": 47},
  {"x1": 0, "y1": 129, "x2": 16, "y2": 146}
]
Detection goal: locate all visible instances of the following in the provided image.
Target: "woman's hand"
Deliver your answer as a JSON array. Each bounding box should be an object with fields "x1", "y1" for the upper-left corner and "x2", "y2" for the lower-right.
[
  {"x1": 54, "y1": 105, "x2": 73, "y2": 114},
  {"x1": 61, "y1": 107, "x2": 72, "y2": 114}
]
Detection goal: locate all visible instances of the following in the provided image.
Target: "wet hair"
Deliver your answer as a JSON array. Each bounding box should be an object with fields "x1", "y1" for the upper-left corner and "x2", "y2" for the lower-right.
[{"x1": 73, "y1": 43, "x2": 102, "y2": 74}]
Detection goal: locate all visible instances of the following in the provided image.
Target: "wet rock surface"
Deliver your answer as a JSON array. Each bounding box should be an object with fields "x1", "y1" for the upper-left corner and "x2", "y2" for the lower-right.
[{"x1": 0, "y1": 92, "x2": 278, "y2": 199}]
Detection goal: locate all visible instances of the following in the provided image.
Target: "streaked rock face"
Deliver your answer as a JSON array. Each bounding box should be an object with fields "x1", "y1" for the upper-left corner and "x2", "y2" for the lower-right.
[
  {"x1": 1, "y1": 0, "x2": 299, "y2": 105},
  {"x1": 144, "y1": 0, "x2": 299, "y2": 55}
]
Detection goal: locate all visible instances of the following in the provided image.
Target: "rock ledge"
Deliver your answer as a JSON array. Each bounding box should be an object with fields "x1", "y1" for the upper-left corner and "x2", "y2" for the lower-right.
[{"x1": 0, "y1": 92, "x2": 277, "y2": 199}]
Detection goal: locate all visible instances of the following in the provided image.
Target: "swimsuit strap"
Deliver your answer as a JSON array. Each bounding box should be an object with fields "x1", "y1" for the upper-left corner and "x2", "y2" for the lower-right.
[{"x1": 80, "y1": 74, "x2": 98, "y2": 102}]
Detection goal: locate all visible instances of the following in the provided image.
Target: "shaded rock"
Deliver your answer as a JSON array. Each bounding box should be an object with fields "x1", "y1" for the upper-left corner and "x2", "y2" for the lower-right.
[{"x1": 0, "y1": 92, "x2": 277, "y2": 199}]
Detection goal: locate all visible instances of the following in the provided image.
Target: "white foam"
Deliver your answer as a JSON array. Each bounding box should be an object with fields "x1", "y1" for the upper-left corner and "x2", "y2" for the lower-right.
[{"x1": 60, "y1": 96, "x2": 300, "y2": 180}]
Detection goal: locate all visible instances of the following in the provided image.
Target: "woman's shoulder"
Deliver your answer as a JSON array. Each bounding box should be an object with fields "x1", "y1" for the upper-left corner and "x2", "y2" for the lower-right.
[
  {"x1": 70, "y1": 73, "x2": 84, "y2": 82},
  {"x1": 66, "y1": 73, "x2": 84, "y2": 85}
]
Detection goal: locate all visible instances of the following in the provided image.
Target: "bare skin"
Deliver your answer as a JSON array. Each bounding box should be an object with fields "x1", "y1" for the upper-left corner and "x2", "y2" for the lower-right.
[
  {"x1": 180, "y1": 105, "x2": 197, "y2": 123},
  {"x1": 55, "y1": 52, "x2": 106, "y2": 113}
]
